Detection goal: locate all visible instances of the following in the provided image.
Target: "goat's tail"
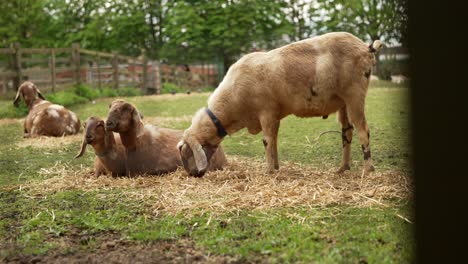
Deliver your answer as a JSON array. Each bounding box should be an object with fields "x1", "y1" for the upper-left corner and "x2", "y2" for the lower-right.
[{"x1": 369, "y1": 40, "x2": 384, "y2": 53}]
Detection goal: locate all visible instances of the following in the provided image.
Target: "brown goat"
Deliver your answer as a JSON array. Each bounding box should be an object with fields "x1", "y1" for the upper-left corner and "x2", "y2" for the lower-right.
[
  {"x1": 75, "y1": 117, "x2": 127, "y2": 176},
  {"x1": 105, "y1": 99, "x2": 226, "y2": 176},
  {"x1": 13, "y1": 81, "x2": 80, "y2": 137},
  {"x1": 178, "y1": 32, "x2": 383, "y2": 176}
]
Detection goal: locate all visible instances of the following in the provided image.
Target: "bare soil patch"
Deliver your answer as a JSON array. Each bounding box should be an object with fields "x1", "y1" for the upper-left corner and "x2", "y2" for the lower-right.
[{"x1": 4, "y1": 234, "x2": 237, "y2": 264}]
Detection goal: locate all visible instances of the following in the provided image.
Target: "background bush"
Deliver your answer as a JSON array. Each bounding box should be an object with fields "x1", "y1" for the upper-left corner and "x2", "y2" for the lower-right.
[{"x1": 161, "y1": 83, "x2": 187, "y2": 94}]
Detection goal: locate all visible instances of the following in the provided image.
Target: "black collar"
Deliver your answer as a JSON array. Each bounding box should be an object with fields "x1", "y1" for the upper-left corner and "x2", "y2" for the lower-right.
[{"x1": 205, "y1": 108, "x2": 228, "y2": 138}]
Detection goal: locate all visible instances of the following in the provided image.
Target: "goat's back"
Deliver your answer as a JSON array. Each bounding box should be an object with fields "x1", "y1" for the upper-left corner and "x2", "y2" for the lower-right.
[
  {"x1": 126, "y1": 125, "x2": 183, "y2": 175},
  {"x1": 27, "y1": 102, "x2": 80, "y2": 136},
  {"x1": 210, "y1": 32, "x2": 375, "y2": 118}
]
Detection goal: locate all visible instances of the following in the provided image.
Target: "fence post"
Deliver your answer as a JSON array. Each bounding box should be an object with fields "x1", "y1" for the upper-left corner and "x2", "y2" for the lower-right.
[
  {"x1": 12, "y1": 42, "x2": 22, "y2": 89},
  {"x1": 50, "y1": 49, "x2": 56, "y2": 92},
  {"x1": 156, "y1": 61, "x2": 162, "y2": 94},
  {"x1": 112, "y1": 53, "x2": 119, "y2": 89},
  {"x1": 72, "y1": 43, "x2": 81, "y2": 85},
  {"x1": 130, "y1": 59, "x2": 136, "y2": 86},
  {"x1": 96, "y1": 53, "x2": 101, "y2": 89},
  {"x1": 142, "y1": 51, "x2": 148, "y2": 93}
]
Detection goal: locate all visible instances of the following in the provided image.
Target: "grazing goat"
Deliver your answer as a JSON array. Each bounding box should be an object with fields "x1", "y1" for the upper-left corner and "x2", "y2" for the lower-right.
[
  {"x1": 105, "y1": 100, "x2": 226, "y2": 176},
  {"x1": 75, "y1": 117, "x2": 127, "y2": 176},
  {"x1": 13, "y1": 81, "x2": 80, "y2": 137},
  {"x1": 178, "y1": 32, "x2": 383, "y2": 176}
]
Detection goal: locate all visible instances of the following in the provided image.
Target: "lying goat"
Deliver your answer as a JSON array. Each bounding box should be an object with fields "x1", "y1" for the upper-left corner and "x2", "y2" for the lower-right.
[
  {"x1": 105, "y1": 99, "x2": 227, "y2": 176},
  {"x1": 75, "y1": 117, "x2": 127, "y2": 176},
  {"x1": 13, "y1": 81, "x2": 80, "y2": 137},
  {"x1": 178, "y1": 32, "x2": 383, "y2": 176}
]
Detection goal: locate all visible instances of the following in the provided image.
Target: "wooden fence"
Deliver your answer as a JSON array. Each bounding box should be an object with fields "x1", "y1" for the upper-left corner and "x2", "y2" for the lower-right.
[{"x1": 0, "y1": 43, "x2": 222, "y2": 95}]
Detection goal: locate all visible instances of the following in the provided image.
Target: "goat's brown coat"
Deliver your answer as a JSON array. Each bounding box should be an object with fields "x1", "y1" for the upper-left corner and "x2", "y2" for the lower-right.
[
  {"x1": 105, "y1": 100, "x2": 227, "y2": 176},
  {"x1": 75, "y1": 117, "x2": 127, "y2": 176},
  {"x1": 179, "y1": 32, "x2": 381, "y2": 176},
  {"x1": 13, "y1": 81, "x2": 80, "y2": 137}
]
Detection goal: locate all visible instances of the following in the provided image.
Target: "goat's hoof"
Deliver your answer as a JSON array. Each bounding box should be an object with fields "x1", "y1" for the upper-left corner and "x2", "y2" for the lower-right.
[
  {"x1": 336, "y1": 165, "x2": 351, "y2": 173},
  {"x1": 362, "y1": 165, "x2": 375, "y2": 176}
]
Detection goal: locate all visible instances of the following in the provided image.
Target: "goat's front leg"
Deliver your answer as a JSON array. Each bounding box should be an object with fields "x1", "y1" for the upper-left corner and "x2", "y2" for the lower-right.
[{"x1": 260, "y1": 116, "x2": 280, "y2": 173}]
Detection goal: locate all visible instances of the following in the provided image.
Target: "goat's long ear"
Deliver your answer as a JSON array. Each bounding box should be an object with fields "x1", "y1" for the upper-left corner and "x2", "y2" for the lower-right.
[
  {"x1": 13, "y1": 87, "x2": 22, "y2": 107},
  {"x1": 186, "y1": 136, "x2": 208, "y2": 173},
  {"x1": 33, "y1": 84, "x2": 45, "y2": 100},
  {"x1": 75, "y1": 133, "x2": 88, "y2": 159},
  {"x1": 132, "y1": 108, "x2": 145, "y2": 137}
]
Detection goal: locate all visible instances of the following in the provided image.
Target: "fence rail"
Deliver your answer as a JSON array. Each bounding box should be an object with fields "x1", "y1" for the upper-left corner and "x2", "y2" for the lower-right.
[{"x1": 0, "y1": 43, "x2": 223, "y2": 96}]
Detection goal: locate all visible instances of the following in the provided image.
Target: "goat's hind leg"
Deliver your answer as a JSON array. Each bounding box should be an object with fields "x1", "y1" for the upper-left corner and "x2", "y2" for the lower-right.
[
  {"x1": 347, "y1": 99, "x2": 375, "y2": 176},
  {"x1": 337, "y1": 106, "x2": 353, "y2": 173}
]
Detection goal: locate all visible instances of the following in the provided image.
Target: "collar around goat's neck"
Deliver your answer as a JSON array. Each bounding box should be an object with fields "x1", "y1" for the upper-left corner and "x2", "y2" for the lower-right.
[{"x1": 205, "y1": 108, "x2": 227, "y2": 138}]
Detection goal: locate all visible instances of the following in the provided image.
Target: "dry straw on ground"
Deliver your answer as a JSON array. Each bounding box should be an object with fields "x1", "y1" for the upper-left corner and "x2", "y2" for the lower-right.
[
  {"x1": 146, "y1": 115, "x2": 192, "y2": 127},
  {"x1": 0, "y1": 118, "x2": 23, "y2": 126},
  {"x1": 17, "y1": 134, "x2": 83, "y2": 149},
  {"x1": 19, "y1": 156, "x2": 412, "y2": 216}
]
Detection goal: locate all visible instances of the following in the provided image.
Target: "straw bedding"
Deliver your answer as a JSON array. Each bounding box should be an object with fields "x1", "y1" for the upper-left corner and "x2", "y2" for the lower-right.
[{"x1": 19, "y1": 156, "x2": 412, "y2": 216}]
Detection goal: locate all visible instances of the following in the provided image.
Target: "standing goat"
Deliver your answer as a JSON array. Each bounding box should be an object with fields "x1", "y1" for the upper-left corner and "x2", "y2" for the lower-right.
[
  {"x1": 13, "y1": 81, "x2": 80, "y2": 137},
  {"x1": 105, "y1": 99, "x2": 227, "y2": 176},
  {"x1": 178, "y1": 32, "x2": 383, "y2": 176},
  {"x1": 75, "y1": 117, "x2": 127, "y2": 176}
]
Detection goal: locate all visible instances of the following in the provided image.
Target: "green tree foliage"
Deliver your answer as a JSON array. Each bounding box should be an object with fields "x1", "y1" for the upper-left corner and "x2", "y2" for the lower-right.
[
  {"x1": 0, "y1": 0, "x2": 407, "y2": 69},
  {"x1": 310, "y1": 0, "x2": 408, "y2": 44},
  {"x1": 0, "y1": 0, "x2": 51, "y2": 47},
  {"x1": 162, "y1": 0, "x2": 291, "y2": 71}
]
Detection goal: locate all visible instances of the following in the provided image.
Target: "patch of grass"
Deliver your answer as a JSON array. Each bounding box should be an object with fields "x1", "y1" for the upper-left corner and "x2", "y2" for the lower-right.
[
  {"x1": 0, "y1": 122, "x2": 86, "y2": 186},
  {"x1": 191, "y1": 204, "x2": 414, "y2": 263},
  {"x1": 69, "y1": 94, "x2": 208, "y2": 123},
  {"x1": 0, "y1": 188, "x2": 414, "y2": 262}
]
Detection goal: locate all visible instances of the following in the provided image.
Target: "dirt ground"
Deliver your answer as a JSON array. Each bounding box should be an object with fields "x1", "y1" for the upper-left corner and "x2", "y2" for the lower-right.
[{"x1": 3, "y1": 233, "x2": 240, "y2": 264}]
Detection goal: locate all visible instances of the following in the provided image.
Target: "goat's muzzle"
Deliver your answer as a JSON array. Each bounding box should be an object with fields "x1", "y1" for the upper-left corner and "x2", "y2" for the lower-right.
[
  {"x1": 105, "y1": 120, "x2": 117, "y2": 130},
  {"x1": 85, "y1": 134, "x2": 94, "y2": 144}
]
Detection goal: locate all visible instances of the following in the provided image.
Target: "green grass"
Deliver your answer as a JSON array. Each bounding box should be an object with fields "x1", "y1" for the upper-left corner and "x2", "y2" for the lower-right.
[
  {"x1": 0, "y1": 81, "x2": 413, "y2": 262},
  {"x1": 0, "y1": 188, "x2": 414, "y2": 263}
]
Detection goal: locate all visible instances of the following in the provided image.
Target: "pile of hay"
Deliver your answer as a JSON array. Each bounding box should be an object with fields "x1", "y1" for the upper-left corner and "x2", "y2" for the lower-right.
[{"x1": 20, "y1": 156, "x2": 412, "y2": 216}]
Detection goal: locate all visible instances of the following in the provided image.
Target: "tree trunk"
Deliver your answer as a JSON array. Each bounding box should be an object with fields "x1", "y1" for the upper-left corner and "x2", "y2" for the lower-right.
[{"x1": 222, "y1": 53, "x2": 234, "y2": 75}]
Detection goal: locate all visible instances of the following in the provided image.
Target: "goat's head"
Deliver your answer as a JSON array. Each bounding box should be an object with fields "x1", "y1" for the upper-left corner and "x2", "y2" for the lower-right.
[
  {"x1": 105, "y1": 99, "x2": 144, "y2": 135},
  {"x1": 13, "y1": 81, "x2": 45, "y2": 108},
  {"x1": 177, "y1": 109, "x2": 221, "y2": 177},
  {"x1": 75, "y1": 117, "x2": 106, "y2": 158}
]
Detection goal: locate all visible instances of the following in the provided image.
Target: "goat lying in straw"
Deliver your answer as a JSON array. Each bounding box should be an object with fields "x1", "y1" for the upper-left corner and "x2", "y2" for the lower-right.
[
  {"x1": 177, "y1": 32, "x2": 383, "y2": 176},
  {"x1": 105, "y1": 99, "x2": 227, "y2": 176},
  {"x1": 13, "y1": 81, "x2": 80, "y2": 137},
  {"x1": 75, "y1": 117, "x2": 127, "y2": 176}
]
